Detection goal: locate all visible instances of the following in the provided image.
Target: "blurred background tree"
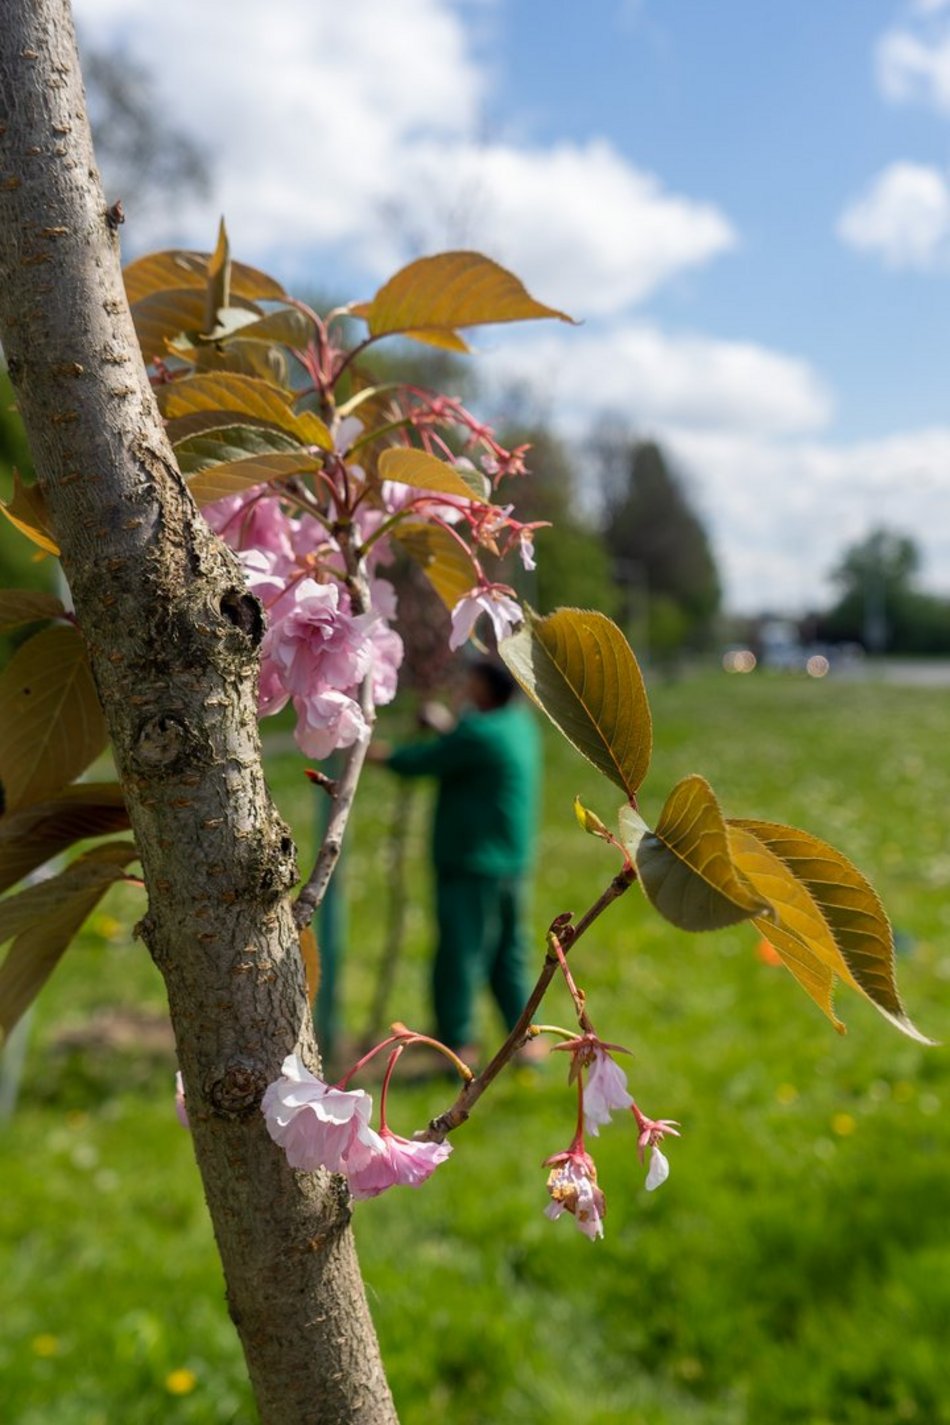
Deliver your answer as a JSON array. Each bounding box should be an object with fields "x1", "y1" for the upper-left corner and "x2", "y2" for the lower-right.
[
  {"x1": 596, "y1": 435, "x2": 721, "y2": 660},
  {"x1": 817, "y1": 526, "x2": 950, "y2": 654}
]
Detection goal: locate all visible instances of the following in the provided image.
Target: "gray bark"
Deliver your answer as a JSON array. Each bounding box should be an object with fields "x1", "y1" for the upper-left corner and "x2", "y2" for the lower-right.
[{"x1": 0, "y1": 4, "x2": 397, "y2": 1421}]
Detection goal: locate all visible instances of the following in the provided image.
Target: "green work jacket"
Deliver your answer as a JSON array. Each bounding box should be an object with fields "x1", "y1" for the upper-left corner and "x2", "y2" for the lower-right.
[{"x1": 386, "y1": 703, "x2": 540, "y2": 877}]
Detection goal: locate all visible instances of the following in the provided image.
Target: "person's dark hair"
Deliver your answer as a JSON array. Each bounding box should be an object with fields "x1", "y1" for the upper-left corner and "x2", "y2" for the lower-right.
[{"x1": 470, "y1": 657, "x2": 518, "y2": 707}]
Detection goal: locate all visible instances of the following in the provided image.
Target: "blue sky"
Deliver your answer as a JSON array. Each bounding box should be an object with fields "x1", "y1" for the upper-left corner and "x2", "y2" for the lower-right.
[{"x1": 75, "y1": 0, "x2": 950, "y2": 610}]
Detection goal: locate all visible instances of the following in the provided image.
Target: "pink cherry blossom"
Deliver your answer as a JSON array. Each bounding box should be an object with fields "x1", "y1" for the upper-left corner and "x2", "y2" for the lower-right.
[
  {"x1": 261, "y1": 1053, "x2": 377, "y2": 1174},
  {"x1": 292, "y1": 688, "x2": 368, "y2": 760},
  {"x1": 544, "y1": 1148, "x2": 606, "y2": 1241},
  {"x1": 347, "y1": 1127, "x2": 452, "y2": 1200},
  {"x1": 584, "y1": 1047, "x2": 634, "y2": 1137},
  {"x1": 449, "y1": 587, "x2": 522, "y2": 650},
  {"x1": 265, "y1": 578, "x2": 373, "y2": 700},
  {"x1": 204, "y1": 487, "x2": 295, "y2": 565}
]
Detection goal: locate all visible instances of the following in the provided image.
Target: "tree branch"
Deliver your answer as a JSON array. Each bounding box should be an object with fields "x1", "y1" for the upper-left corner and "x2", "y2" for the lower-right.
[
  {"x1": 0, "y1": 6, "x2": 395, "y2": 1421},
  {"x1": 417, "y1": 864, "x2": 637, "y2": 1142}
]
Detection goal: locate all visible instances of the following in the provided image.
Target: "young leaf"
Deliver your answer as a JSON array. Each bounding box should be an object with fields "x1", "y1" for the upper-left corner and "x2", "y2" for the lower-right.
[
  {"x1": 636, "y1": 775, "x2": 769, "y2": 931},
  {"x1": 499, "y1": 609, "x2": 652, "y2": 800},
  {"x1": 0, "y1": 471, "x2": 59, "y2": 555},
  {"x1": 617, "y1": 802, "x2": 651, "y2": 859},
  {"x1": 124, "y1": 247, "x2": 286, "y2": 306},
  {"x1": 727, "y1": 823, "x2": 846, "y2": 1032},
  {"x1": 204, "y1": 217, "x2": 232, "y2": 334},
  {"x1": 0, "y1": 625, "x2": 108, "y2": 812},
  {"x1": 0, "y1": 842, "x2": 138, "y2": 1040},
  {"x1": 731, "y1": 819, "x2": 934, "y2": 1044},
  {"x1": 378, "y1": 448, "x2": 487, "y2": 503},
  {"x1": 187, "y1": 451, "x2": 326, "y2": 506},
  {"x1": 0, "y1": 783, "x2": 130, "y2": 895},
  {"x1": 351, "y1": 251, "x2": 574, "y2": 352},
  {"x1": 0, "y1": 589, "x2": 65, "y2": 632},
  {"x1": 573, "y1": 795, "x2": 613, "y2": 842},
  {"x1": 159, "y1": 372, "x2": 332, "y2": 449},
  {"x1": 392, "y1": 521, "x2": 480, "y2": 610}
]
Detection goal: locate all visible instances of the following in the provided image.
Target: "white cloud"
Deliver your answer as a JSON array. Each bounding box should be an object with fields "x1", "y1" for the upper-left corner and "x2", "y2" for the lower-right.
[
  {"x1": 664, "y1": 426, "x2": 950, "y2": 611},
  {"x1": 73, "y1": 0, "x2": 734, "y2": 311},
  {"x1": 836, "y1": 162, "x2": 950, "y2": 268},
  {"x1": 877, "y1": 21, "x2": 950, "y2": 111},
  {"x1": 486, "y1": 323, "x2": 832, "y2": 436}
]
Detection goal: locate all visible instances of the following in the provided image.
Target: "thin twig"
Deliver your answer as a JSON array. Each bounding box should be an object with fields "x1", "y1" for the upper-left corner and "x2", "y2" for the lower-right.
[{"x1": 416, "y1": 863, "x2": 637, "y2": 1142}]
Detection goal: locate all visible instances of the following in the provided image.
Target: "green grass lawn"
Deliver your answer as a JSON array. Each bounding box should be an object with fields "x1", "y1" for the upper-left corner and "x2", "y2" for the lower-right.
[{"x1": 2, "y1": 671, "x2": 949, "y2": 1424}]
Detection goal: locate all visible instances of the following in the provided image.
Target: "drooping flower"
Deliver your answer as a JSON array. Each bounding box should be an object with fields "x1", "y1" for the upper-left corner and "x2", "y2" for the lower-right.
[
  {"x1": 544, "y1": 1147, "x2": 606, "y2": 1241},
  {"x1": 261, "y1": 1053, "x2": 377, "y2": 1173},
  {"x1": 645, "y1": 1146, "x2": 670, "y2": 1191},
  {"x1": 346, "y1": 1127, "x2": 452, "y2": 1200},
  {"x1": 632, "y1": 1106, "x2": 681, "y2": 1190},
  {"x1": 449, "y1": 586, "x2": 522, "y2": 650},
  {"x1": 583, "y1": 1047, "x2": 634, "y2": 1137},
  {"x1": 203, "y1": 486, "x2": 295, "y2": 566}
]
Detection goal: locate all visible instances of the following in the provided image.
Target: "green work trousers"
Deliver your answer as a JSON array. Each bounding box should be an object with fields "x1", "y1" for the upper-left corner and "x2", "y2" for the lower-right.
[{"x1": 433, "y1": 872, "x2": 530, "y2": 1050}]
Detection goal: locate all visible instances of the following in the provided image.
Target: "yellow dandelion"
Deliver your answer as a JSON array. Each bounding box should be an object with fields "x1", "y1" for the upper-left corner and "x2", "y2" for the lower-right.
[
  {"x1": 775, "y1": 1083, "x2": 799, "y2": 1105},
  {"x1": 165, "y1": 1368, "x2": 198, "y2": 1396},
  {"x1": 31, "y1": 1334, "x2": 59, "y2": 1357},
  {"x1": 831, "y1": 1112, "x2": 857, "y2": 1137}
]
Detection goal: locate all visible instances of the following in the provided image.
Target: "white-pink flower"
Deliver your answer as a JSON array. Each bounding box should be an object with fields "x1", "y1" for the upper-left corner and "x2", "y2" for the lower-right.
[
  {"x1": 645, "y1": 1146, "x2": 670, "y2": 1191},
  {"x1": 633, "y1": 1106, "x2": 680, "y2": 1190},
  {"x1": 266, "y1": 578, "x2": 373, "y2": 700},
  {"x1": 584, "y1": 1048, "x2": 634, "y2": 1137},
  {"x1": 261, "y1": 1053, "x2": 377, "y2": 1174},
  {"x1": 518, "y1": 529, "x2": 537, "y2": 572},
  {"x1": 292, "y1": 689, "x2": 368, "y2": 760},
  {"x1": 544, "y1": 1148, "x2": 606, "y2": 1241},
  {"x1": 347, "y1": 1128, "x2": 452, "y2": 1200},
  {"x1": 449, "y1": 587, "x2": 522, "y2": 650},
  {"x1": 368, "y1": 622, "x2": 404, "y2": 707}
]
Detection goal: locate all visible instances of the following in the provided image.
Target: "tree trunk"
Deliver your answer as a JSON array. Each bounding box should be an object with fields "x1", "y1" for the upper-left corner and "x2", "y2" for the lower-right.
[{"x1": 0, "y1": 5, "x2": 397, "y2": 1421}]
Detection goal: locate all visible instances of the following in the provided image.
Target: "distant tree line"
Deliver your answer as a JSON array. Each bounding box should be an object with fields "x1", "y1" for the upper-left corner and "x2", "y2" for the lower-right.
[{"x1": 811, "y1": 527, "x2": 950, "y2": 656}]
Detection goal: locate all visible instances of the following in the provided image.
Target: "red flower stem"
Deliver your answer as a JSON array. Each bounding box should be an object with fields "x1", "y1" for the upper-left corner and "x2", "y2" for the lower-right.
[
  {"x1": 378, "y1": 1047, "x2": 404, "y2": 1130},
  {"x1": 549, "y1": 933, "x2": 597, "y2": 1036},
  {"x1": 416, "y1": 862, "x2": 637, "y2": 1143},
  {"x1": 570, "y1": 1074, "x2": 586, "y2": 1153}
]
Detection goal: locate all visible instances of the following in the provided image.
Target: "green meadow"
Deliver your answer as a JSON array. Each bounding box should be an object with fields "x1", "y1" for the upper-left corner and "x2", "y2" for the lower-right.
[{"x1": 2, "y1": 671, "x2": 949, "y2": 1424}]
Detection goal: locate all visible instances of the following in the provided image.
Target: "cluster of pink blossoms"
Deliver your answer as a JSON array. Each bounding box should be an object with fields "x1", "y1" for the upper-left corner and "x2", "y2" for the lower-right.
[
  {"x1": 543, "y1": 1039, "x2": 680, "y2": 1242},
  {"x1": 202, "y1": 412, "x2": 536, "y2": 759},
  {"x1": 260, "y1": 1054, "x2": 451, "y2": 1198}
]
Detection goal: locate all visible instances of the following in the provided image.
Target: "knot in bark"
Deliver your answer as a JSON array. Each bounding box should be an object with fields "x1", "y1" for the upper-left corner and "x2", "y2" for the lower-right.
[
  {"x1": 219, "y1": 587, "x2": 265, "y2": 647},
  {"x1": 207, "y1": 1058, "x2": 269, "y2": 1118},
  {"x1": 134, "y1": 712, "x2": 189, "y2": 770}
]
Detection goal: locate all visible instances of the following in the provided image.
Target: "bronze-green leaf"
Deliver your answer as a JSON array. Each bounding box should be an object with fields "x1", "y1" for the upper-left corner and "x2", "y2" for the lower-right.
[
  {"x1": 732, "y1": 819, "x2": 934, "y2": 1043},
  {"x1": 0, "y1": 626, "x2": 108, "y2": 812},
  {"x1": 0, "y1": 589, "x2": 65, "y2": 632},
  {"x1": 123, "y1": 247, "x2": 286, "y2": 306},
  {"x1": 378, "y1": 448, "x2": 487, "y2": 503},
  {"x1": 728, "y1": 823, "x2": 846, "y2": 1032},
  {"x1": 0, "y1": 842, "x2": 138, "y2": 1040},
  {"x1": 159, "y1": 372, "x2": 332, "y2": 449},
  {"x1": 0, "y1": 471, "x2": 59, "y2": 555},
  {"x1": 499, "y1": 609, "x2": 652, "y2": 800},
  {"x1": 0, "y1": 783, "x2": 130, "y2": 895},
  {"x1": 352, "y1": 251, "x2": 574, "y2": 352},
  {"x1": 392, "y1": 521, "x2": 480, "y2": 611},
  {"x1": 637, "y1": 775, "x2": 768, "y2": 931}
]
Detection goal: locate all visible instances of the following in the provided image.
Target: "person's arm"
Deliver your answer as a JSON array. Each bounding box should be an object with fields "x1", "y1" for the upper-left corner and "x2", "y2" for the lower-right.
[{"x1": 385, "y1": 718, "x2": 483, "y2": 778}]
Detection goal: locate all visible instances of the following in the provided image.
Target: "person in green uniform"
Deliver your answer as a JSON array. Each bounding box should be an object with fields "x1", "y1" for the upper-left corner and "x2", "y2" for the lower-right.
[{"x1": 372, "y1": 658, "x2": 540, "y2": 1055}]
